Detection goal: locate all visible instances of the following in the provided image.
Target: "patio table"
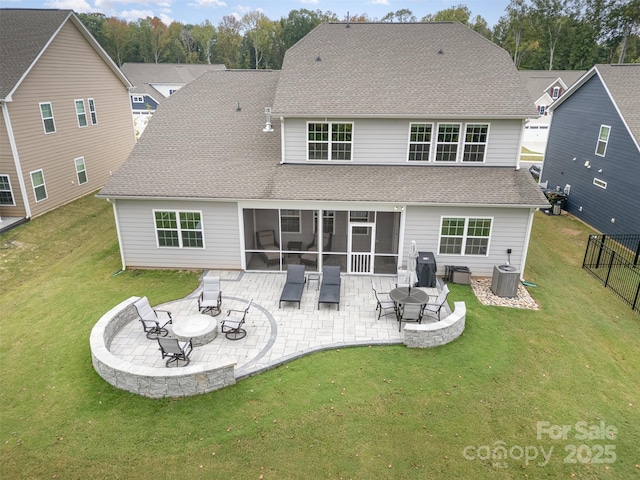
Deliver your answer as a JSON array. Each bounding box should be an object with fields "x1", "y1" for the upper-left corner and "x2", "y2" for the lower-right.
[{"x1": 389, "y1": 286, "x2": 430, "y2": 321}]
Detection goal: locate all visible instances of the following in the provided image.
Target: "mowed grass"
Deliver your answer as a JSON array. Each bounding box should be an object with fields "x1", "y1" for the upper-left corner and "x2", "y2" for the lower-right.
[{"x1": 1, "y1": 194, "x2": 638, "y2": 479}]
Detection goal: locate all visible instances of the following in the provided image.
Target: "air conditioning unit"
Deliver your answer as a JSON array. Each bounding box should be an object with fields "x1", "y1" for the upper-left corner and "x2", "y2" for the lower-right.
[{"x1": 491, "y1": 265, "x2": 520, "y2": 297}]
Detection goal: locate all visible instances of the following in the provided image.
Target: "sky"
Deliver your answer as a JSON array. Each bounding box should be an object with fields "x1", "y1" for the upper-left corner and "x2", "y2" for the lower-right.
[{"x1": 4, "y1": 0, "x2": 512, "y2": 28}]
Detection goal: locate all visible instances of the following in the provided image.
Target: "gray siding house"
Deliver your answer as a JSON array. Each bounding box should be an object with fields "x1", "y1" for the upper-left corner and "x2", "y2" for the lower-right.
[
  {"x1": 99, "y1": 22, "x2": 549, "y2": 278},
  {"x1": 541, "y1": 64, "x2": 640, "y2": 235}
]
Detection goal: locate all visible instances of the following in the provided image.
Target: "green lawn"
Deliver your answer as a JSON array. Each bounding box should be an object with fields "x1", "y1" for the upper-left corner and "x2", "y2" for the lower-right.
[{"x1": 1, "y1": 194, "x2": 638, "y2": 479}]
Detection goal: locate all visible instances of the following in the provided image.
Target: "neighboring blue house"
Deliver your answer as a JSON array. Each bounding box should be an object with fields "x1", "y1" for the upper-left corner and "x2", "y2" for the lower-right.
[{"x1": 541, "y1": 64, "x2": 640, "y2": 235}]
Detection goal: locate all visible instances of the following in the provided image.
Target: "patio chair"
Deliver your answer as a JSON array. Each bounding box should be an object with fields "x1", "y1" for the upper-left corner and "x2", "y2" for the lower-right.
[
  {"x1": 318, "y1": 266, "x2": 341, "y2": 310},
  {"x1": 396, "y1": 268, "x2": 410, "y2": 288},
  {"x1": 221, "y1": 299, "x2": 252, "y2": 340},
  {"x1": 157, "y1": 337, "x2": 193, "y2": 367},
  {"x1": 133, "y1": 296, "x2": 172, "y2": 339},
  {"x1": 198, "y1": 276, "x2": 222, "y2": 316},
  {"x1": 398, "y1": 303, "x2": 423, "y2": 331},
  {"x1": 256, "y1": 230, "x2": 280, "y2": 266},
  {"x1": 300, "y1": 232, "x2": 332, "y2": 267},
  {"x1": 372, "y1": 280, "x2": 396, "y2": 320},
  {"x1": 279, "y1": 265, "x2": 306, "y2": 308},
  {"x1": 422, "y1": 284, "x2": 450, "y2": 321}
]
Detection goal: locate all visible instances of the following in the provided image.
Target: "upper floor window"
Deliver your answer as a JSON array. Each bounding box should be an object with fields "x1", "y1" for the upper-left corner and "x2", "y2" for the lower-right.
[
  {"x1": 154, "y1": 210, "x2": 203, "y2": 248},
  {"x1": 552, "y1": 86, "x2": 560, "y2": 99},
  {"x1": 281, "y1": 209, "x2": 301, "y2": 233},
  {"x1": 538, "y1": 105, "x2": 547, "y2": 115},
  {"x1": 30, "y1": 169, "x2": 47, "y2": 202},
  {"x1": 169, "y1": 89, "x2": 178, "y2": 95},
  {"x1": 308, "y1": 122, "x2": 353, "y2": 161},
  {"x1": 595, "y1": 125, "x2": 610, "y2": 156},
  {"x1": 0, "y1": 175, "x2": 15, "y2": 206},
  {"x1": 435, "y1": 123, "x2": 460, "y2": 162},
  {"x1": 439, "y1": 217, "x2": 492, "y2": 256},
  {"x1": 408, "y1": 123, "x2": 433, "y2": 161},
  {"x1": 462, "y1": 124, "x2": 489, "y2": 163},
  {"x1": 74, "y1": 157, "x2": 88, "y2": 185},
  {"x1": 75, "y1": 99, "x2": 87, "y2": 127},
  {"x1": 132, "y1": 95, "x2": 144, "y2": 103},
  {"x1": 88, "y1": 99, "x2": 98, "y2": 125},
  {"x1": 39, "y1": 102, "x2": 56, "y2": 134}
]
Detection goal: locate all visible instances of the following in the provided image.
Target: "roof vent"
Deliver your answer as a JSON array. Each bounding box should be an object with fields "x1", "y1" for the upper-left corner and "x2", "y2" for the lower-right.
[
  {"x1": 236, "y1": 102, "x2": 241, "y2": 112},
  {"x1": 316, "y1": 54, "x2": 321, "y2": 62},
  {"x1": 346, "y1": 12, "x2": 350, "y2": 28},
  {"x1": 263, "y1": 107, "x2": 273, "y2": 132},
  {"x1": 438, "y1": 44, "x2": 444, "y2": 54}
]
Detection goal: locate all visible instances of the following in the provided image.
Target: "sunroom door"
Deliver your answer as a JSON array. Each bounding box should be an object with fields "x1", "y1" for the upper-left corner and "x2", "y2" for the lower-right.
[{"x1": 348, "y1": 222, "x2": 375, "y2": 274}]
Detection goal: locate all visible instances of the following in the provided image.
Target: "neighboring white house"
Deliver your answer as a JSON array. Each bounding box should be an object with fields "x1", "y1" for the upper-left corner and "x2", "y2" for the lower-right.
[
  {"x1": 519, "y1": 70, "x2": 585, "y2": 155},
  {"x1": 99, "y1": 22, "x2": 549, "y2": 279},
  {"x1": 121, "y1": 63, "x2": 225, "y2": 138}
]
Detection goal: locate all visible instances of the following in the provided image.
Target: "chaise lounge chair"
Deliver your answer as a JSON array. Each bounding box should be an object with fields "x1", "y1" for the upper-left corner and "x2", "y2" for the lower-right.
[
  {"x1": 256, "y1": 230, "x2": 280, "y2": 267},
  {"x1": 318, "y1": 265, "x2": 341, "y2": 310},
  {"x1": 279, "y1": 264, "x2": 306, "y2": 308}
]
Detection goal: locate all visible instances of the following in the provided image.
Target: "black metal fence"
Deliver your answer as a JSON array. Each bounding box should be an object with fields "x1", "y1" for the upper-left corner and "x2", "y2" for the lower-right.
[{"x1": 582, "y1": 234, "x2": 640, "y2": 313}]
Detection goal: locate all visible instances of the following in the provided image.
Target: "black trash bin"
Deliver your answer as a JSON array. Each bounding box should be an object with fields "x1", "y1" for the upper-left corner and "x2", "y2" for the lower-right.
[{"x1": 416, "y1": 251, "x2": 437, "y2": 287}]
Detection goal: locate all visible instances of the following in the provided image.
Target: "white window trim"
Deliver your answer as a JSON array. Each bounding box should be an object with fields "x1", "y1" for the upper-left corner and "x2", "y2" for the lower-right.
[
  {"x1": 74, "y1": 157, "x2": 88, "y2": 185},
  {"x1": 88, "y1": 98, "x2": 98, "y2": 125},
  {"x1": 153, "y1": 209, "x2": 205, "y2": 248},
  {"x1": 132, "y1": 95, "x2": 144, "y2": 103},
  {"x1": 280, "y1": 209, "x2": 302, "y2": 234},
  {"x1": 75, "y1": 99, "x2": 87, "y2": 128},
  {"x1": 462, "y1": 123, "x2": 490, "y2": 163},
  {"x1": 39, "y1": 102, "x2": 56, "y2": 134},
  {"x1": 595, "y1": 125, "x2": 611, "y2": 157},
  {"x1": 306, "y1": 121, "x2": 354, "y2": 161},
  {"x1": 406, "y1": 122, "x2": 434, "y2": 162},
  {"x1": 30, "y1": 169, "x2": 48, "y2": 203},
  {"x1": 437, "y1": 216, "x2": 493, "y2": 256},
  {"x1": 593, "y1": 178, "x2": 607, "y2": 189},
  {"x1": 0, "y1": 175, "x2": 16, "y2": 206},
  {"x1": 434, "y1": 122, "x2": 462, "y2": 163},
  {"x1": 350, "y1": 210, "x2": 373, "y2": 235}
]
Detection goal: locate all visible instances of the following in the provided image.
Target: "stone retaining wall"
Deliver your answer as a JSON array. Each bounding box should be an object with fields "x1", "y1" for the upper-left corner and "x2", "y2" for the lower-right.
[
  {"x1": 403, "y1": 301, "x2": 466, "y2": 348},
  {"x1": 90, "y1": 297, "x2": 236, "y2": 399}
]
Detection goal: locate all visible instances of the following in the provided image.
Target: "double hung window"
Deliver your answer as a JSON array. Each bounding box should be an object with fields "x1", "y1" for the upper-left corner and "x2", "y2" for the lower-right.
[
  {"x1": 88, "y1": 98, "x2": 98, "y2": 125},
  {"x1": 435, "y1": 124, "x2": 460, "y2": 162},
  {"x1": 39, "y1": 102, "x2": 56, "y2": 134},
  {"x1": 30, "y1": 169, "x2": 47, "y2": 202},
  {"x1": 595, "y1": 125, "x2": 610, "y2": 156},
  {"x1": 0, "y1": 175, "x2": 15, "y2": 205},
  {"x1": 408, "y1": 123, "x2": 432, "y2": 161},
  {"x1": 308, "y1": 122, "x2": 353, "y2": 160},
  {"x1": 314, "y1": 210, "x2": 335, "y2": 234},
  {"x1": 462, "y1": 124, "x2": 488, "y2": 162},
  {"x1": 154, "y1": 210, "x2": 203, "y2": 248},
  {"x1": 281, "y1": 209, "x2": 301, "y2": 233},
  {"x1": 439, "y1": 217, "x2": 491, "y2": 255},
  {"x1": 75, "y1": 157, "x2": 88, "y2": 185},
  {"x1": 75, "y1": 99, "x2": 87, "y2": 127}
]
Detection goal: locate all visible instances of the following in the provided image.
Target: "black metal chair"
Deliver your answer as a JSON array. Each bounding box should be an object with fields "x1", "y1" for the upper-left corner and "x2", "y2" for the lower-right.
[
  {"x1": 279, "y1": 265, "x2": 306, "y2": 308},
  {"x1": 422, "y1": 284, "x2": 450, "y2": 321},
  {"x1": 318, "y1": 266, "x2": 341, "y2": 310},
  {"x1": 198, "y1": 276, "x2": 222, "y2": 316},
  {"x1": 371, "y1": 280, "x2": 396, "y2": 320},
  {"x1": 398, "y1": 303, "x2": 423, "y2": 331},
  {"x1": 133, "y1": 296, "x2": 172, "y2": 339},
  {"x1": 221, "y1": 299, "x2": 252, "y2": 340},
  {"x1": 157, "y1": 337, "x2": 193, "y2": 367}
]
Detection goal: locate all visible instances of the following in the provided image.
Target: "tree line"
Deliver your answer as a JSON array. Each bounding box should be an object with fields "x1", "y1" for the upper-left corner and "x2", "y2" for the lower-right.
[{"x1": 78, "y1": 0, "x2": 639, "y2": 71}]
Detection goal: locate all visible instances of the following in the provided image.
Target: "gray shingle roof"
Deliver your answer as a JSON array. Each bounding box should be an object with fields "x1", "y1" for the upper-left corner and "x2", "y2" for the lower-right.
[
  {"x1": 121, "y1": 63, "x2": 226, "y2": 101},
  {"x1": 99, "y1": 69, "x2": 548, "y2": 207},
  {"x1": 0, "y1": 9, "x2": 72, "y2": 99},
  {"x1": 272, "y1": 22, "x2": 537, "y2": 117}
]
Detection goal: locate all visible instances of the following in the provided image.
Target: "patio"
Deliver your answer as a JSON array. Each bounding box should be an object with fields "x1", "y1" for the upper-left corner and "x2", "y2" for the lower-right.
[{"x1": 94, "y1": 271, "x2": 462, "y2": 397}]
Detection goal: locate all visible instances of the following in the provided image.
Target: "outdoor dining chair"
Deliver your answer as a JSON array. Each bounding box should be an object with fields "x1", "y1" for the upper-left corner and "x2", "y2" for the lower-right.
[
  {"x1": 198, "y1": 276, "x2": 222, "y2": 316},
  {"x1": 133, "y1": 296, "x2": 173, "y2": 339},
  {"x1": 398, "y1": 303, "x2": 423, "y2": 331},
  {"x1": 157, "y1": 337, "x2": 193, "y2": 367},
  {"x1": 279, "y1": 265, "x2": 306, "y2": 308},
  {"x1": 221, "y1": 299, "x2": 252, "y2": 340},
  {"x1": 422, "y1": 284, "x2": 450, "y2": 321},
  {"x1": 371, "y1": 280, "x2": 396, "y2": 320}
]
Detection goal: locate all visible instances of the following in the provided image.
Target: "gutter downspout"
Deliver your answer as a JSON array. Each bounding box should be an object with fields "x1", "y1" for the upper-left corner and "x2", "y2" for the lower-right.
[
  {"x1": 520, "y1": 208, "x2": 536, "y2": 281},
  {"x1": 1, "y1": 102, "x2": 32, "y2": 219},
  {"x1": 108, "y1": 198, "x2": 126, "y2": 271},
  {"x1": 515, "y1": 118, "x2": 527, "y2": 171}
]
